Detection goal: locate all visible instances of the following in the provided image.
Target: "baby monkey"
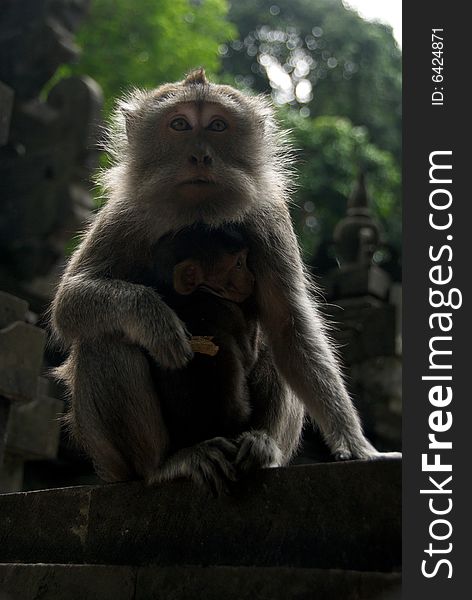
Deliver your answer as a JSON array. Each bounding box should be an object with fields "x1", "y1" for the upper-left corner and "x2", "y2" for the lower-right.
[{"x1": 136, "y1": 226, "x2": 288, "y2": 494}]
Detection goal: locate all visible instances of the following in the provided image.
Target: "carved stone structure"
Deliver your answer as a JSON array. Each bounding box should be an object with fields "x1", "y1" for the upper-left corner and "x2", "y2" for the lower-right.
[
  {"x1": 0, "y1": 0, "x2": 102, "y2": 491},
  {"x1": 0, "y1": 292, "x2": 64, "y2": 493},
  {"x1": 0, "y1": 0, "x2": 102, "y2": 312},
  {"x1": 320, "y1": 174, "x2": 402, "y2": 451}
]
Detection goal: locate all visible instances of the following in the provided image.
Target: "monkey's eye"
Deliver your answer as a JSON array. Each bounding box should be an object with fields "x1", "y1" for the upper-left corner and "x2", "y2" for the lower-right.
[
  {"x1": 170, "y1": 117, "x2": 192, "y2": 131},
  {"x1": 207, "y1": 119, "x2": 227, "y2": 132},
  {"x1": 235, "y1": 257, "x2": 243, "y2": 269}
]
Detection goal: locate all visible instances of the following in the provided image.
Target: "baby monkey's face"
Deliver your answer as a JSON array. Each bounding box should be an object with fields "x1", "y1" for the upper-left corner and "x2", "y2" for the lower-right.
[{"x1": 173, "y1": 249, "x2": 254, "y2": 303}]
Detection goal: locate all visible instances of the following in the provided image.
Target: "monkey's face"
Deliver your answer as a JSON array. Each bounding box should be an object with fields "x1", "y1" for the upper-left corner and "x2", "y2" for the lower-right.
[
  {"x1": 117, "y1": 71, "x2": 285, "y2": 229},
  {"x1": 159, "y1": 101, "x2": 249, "y2": 205},
  {"x1": 174, "y1": 249, "x2": 254, "y2": 303},
  {"x1": 128, "y1": 99, "x2": 262, "y2": 224},
  {"x1": 205, "y1": 249, "x2": 255, "y2": 302}
]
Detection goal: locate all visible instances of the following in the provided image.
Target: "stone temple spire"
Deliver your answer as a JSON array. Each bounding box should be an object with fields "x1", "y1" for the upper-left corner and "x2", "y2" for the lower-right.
[{"x1": 333, "y1": 172, "x2": 381, "y2": 266}]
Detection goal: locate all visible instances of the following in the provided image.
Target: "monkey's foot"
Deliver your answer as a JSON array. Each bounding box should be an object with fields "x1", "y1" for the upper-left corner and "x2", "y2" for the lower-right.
[
  {"x1": 331, "y1": 435, "x2": 379, "y2": 461},
  {"x1": 332, "y1": 436, "x2": 402, "y2": 461},
  {"x1": 235, "y1": 431, "x2": 283, "y2": 472},
  {"x1": 371, "y1": 451, "x2": 402, "y2": 459},
  {"x1": 150, "y1": 437, "x2": 238, "y2": 496}
]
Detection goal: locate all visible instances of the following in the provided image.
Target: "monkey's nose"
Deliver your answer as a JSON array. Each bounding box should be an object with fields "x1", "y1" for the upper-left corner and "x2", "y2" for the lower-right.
[{"x1": 189, "y1": 153, "x2": 212, "y2": 166}]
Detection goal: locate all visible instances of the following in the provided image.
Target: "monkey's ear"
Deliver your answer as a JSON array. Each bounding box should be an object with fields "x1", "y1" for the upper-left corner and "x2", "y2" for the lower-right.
[
  {"x1": 173, "y1": 260, "x2": 204, "y2": 295},
  {"x1": 120, "y1": 104, "x2": 137, "y2": 141},
  {"x1": 117, "y1": 97, "x2": 141, "y2": 141}
]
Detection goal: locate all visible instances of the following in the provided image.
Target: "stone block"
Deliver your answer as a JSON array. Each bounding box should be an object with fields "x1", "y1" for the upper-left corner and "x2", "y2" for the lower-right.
[
  {"x1": 136, "y1": 566, "x2": 401, "y2": 600},
  {"x1": 0, "y1": 459, "x2": 401, "y2": 572},
  {"x1": 0, "y1": 564, "x2": 401, "y2": 600},
  {"x1": 0, "y1": 18, "x2": 78, "y2": 100},
  {"x1": 325, "y1": 296, "x2": 396, "y2": 364},
  {"x1": 351, "y1": 357, "x2": 402, "y2": 450},
  {"x1": 0, "y1": 322, "x2": 45, "y2": 403},
  {"x1": 0, "y1": 291, "x2": 28, "y2": 328},
  {"x1": 0, "y1": 485, "x2": 91, "y2": 563},
  {"x1": 0, "y1": 563, "x2": 136, "y2": 600},
  {"x1": 0, "y1": 76, "x2": 102, "y2": 290},
  {"x1": 37, "y1": 376, "x2": 50, "y2": 397},
  {"x1": 327, "y1": 264, "x2": 391, "y2": 300},
  {"x1": 0, "y1": 398, "x2": 11, "y2": 467},
  {"x1": 0, "y1": 454, "x2": 23, "y2": 494},
  {"x1": 0, "y1": 80, "x2": 14, "y2": 145},
  {"x1": 6, "y1": 394, "x2": 64, "y2": 460}
]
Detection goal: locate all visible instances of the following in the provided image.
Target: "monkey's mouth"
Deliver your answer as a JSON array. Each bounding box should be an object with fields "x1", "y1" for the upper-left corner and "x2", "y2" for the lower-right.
[
  {"x1": 181, "y1": 177, "x2": 216, "y2": 186},
  {"x1": 198, "y1": 284, "x2": 250, "y2": 303}
]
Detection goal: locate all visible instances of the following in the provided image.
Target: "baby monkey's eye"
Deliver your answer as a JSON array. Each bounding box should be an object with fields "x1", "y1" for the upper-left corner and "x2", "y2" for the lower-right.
[
  {"x1": 170, "y1": 117, "x2": 192, "y2": 131},
  {"x1": 235, "y1": 257, "x2": 243, "y2": 269},
  {"x1": 207, "y1": 119, "x2": 227, "y2": 132}
]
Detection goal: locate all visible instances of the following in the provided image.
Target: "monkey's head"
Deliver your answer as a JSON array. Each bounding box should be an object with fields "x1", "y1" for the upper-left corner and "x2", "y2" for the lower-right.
[
  {"x1": 173, "y1": 249, "x2": 254, "y2": 303},
  {"x1": 104, "y1": 68, "x2": 292, "y2": 232}
]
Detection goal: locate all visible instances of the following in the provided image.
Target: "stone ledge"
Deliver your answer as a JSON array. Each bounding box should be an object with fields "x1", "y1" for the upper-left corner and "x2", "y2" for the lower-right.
[
  {"x1": 0, "y1": 564, "x2": 401, "y2": 600},
  {"x1": 0, "y1": 563, "x2": 135, "y2": 600},
  {"x1": 0, "y1": 459, "x2": 401, "y2": 572}
]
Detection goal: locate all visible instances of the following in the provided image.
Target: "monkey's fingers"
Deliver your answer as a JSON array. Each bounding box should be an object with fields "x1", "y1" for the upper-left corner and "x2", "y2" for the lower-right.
[
  {"x1": 205, "y1": 436, "x2": 239, "y2": 460},
  {"x1": 198, "y1": 464, "x2": 230, "y2": 497},
  {"x1": 192, "y1": 445, "x2": 238, "y2": 497},
  {"x1": 204, "y1": 447, "x2": 238, "y2": 482},
  {"x1": 333, "y1": 449, "x2": 353, "y2": 461},
  {"x1": 192, "y1": 462, "x2": 225, "y2": 497}
]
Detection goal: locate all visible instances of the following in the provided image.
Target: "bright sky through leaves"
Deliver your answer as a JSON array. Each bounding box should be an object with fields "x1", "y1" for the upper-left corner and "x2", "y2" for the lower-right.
[{"x1": 343, "y1": 0, "x2": 402, "y2": 47}]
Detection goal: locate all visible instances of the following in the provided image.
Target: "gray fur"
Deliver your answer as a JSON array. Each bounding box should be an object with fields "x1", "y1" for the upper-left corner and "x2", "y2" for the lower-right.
[{"x1": 52, "y1": 69, "x2": 382, "y2": 491}]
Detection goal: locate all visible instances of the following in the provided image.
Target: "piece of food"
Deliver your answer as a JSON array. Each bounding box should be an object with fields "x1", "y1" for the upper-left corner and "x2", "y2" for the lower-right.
[{"x1": 190, "y1": 335, "x2": 219, "y2": 356}]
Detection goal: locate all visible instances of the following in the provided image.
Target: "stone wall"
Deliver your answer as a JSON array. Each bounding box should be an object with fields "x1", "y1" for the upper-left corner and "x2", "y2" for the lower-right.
[
  {"x1": 0, "y1": 0, "x2": 103, "y2": 491},
  {"x1": 0, "y1": 291, "x2": 63, "y2": 493},
  {"x1": 0, "y1": 0, "x2": 102, "y2": 312}
]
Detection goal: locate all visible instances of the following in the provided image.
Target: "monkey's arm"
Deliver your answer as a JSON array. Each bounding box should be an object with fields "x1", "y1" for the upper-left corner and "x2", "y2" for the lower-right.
[
  {"x1": 51, "y1": 210, "x2": 193, "y2": 370},
  {"x1": 235, "y1": 343, "x2": 305, "y2": 470},
  {"x1": 52, "y1": 275, "x2": 192, "y2": 370},
  {"x1": 245, "y1": 205, "x2": 378, "y2": 459}
]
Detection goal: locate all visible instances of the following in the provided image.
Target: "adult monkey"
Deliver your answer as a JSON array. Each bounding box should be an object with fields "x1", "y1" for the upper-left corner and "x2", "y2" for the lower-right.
[{"x1": 52, "y1": 69, "x2": 381, "y2": 487}]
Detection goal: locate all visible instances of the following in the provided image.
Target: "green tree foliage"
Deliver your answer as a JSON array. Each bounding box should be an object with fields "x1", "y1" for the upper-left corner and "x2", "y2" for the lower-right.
[
  {"x1": 65, "y1": 0, "x2": 236, "y2": 112},
  {"x1": 282, "y1": 111, "x2": 401, "y2": 258},
  {"x1": 223, "y1": 0, "x2": 402, "y2": 160},
  {"x1": 53, "y1": 0, "x2": 401, "y2": 259}
]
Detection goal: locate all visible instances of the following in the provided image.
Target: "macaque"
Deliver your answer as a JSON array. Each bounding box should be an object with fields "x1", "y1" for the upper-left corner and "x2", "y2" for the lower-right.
[{"x1": 52, "y1": 68, "x2": 388, "y2": 493}]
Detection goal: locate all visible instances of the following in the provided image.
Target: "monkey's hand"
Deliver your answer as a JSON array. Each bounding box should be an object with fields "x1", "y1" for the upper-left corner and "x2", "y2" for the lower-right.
[
  {"x1": 235, "y1": 431, "x2": 283, "y2": 472},
  {"x1": 332, "y1": 436, "x2": 402, "y2": 461},
  {"x1": 126, "y1": 294, "x2": 193, "y2": 370},
  {"x1": 188, "y1": 437, "x2": 239, "y2": 496},
  {"x1": 335, "y1": 450, "x2": 403, "y2": 461},
  {"x1": 151, "y1": 437, "x2": 238, "y2": 496}
]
